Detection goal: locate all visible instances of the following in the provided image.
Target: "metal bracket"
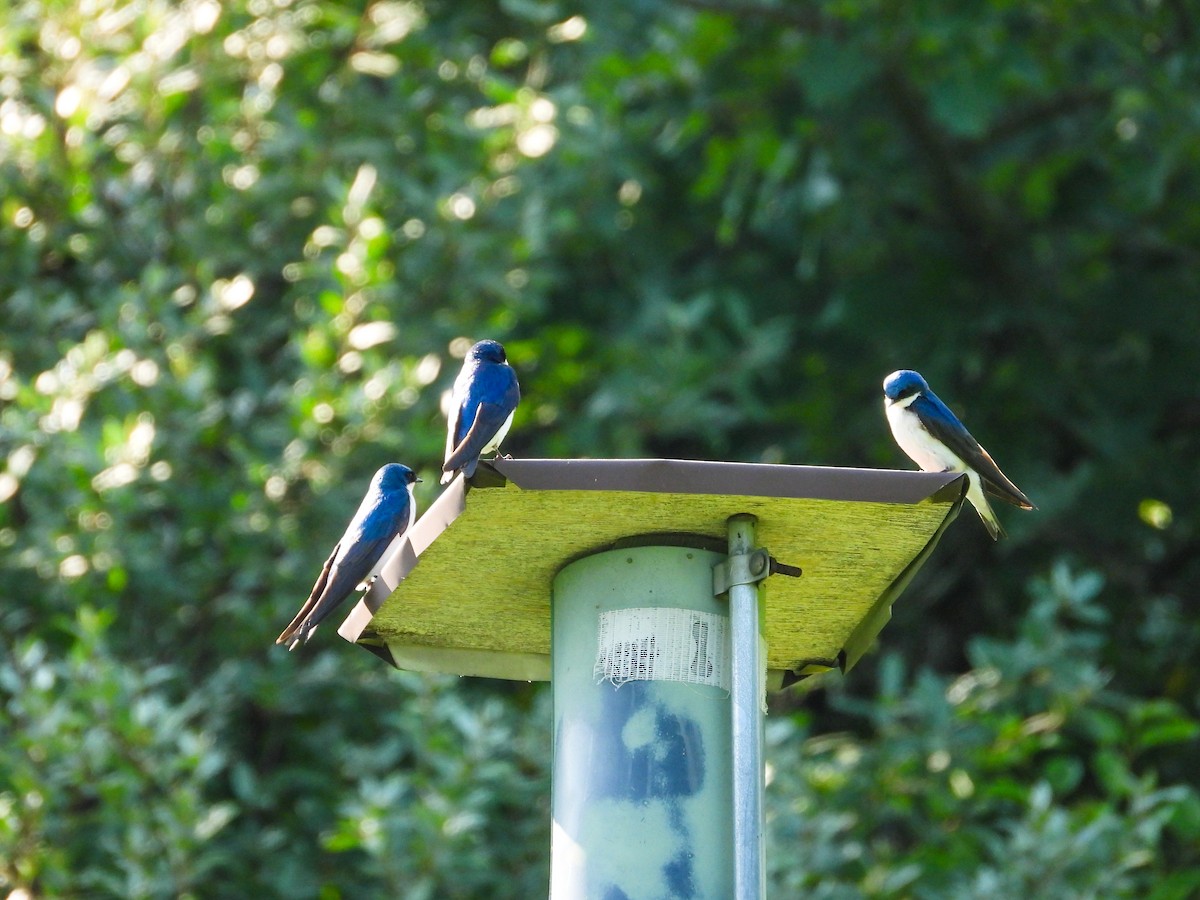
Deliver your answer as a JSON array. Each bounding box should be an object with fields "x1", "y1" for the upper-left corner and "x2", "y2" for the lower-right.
[{"x1": 713, "y1": 549, "x2": 802, "y2": 597}]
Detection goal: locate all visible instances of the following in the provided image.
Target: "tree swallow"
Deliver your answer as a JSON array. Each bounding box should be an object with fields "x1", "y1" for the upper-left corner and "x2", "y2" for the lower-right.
[
  {"x1": 276, "y1": 463, "x2": 420, "y2": 649},
  {"x1": 441, "y1": 339, "x2": 520, "y2": 484},
  {"x1": 883, "y1": 369, "x2": 1034, "y2": 539}
]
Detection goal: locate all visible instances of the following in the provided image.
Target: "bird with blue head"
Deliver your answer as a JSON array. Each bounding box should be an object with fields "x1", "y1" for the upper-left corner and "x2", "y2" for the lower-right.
[
  {"x1": 883, "y1": 369, "x2": 1034, "y2": 539},
  {"x1": 277, "y1": 463, "x2": 421, "y2": 649},
  {"x1": 441, "y1": 339, "x2": 520, "y2": 485}
]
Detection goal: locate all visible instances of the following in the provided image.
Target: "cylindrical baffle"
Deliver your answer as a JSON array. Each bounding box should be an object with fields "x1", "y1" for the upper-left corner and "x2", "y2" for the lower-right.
[{"x1": 550, "y1": 545, "x2": 734, "y2": 900}]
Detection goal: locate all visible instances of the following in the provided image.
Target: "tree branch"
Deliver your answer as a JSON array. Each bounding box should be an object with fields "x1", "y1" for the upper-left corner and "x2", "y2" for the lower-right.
[
  {"x1": 1165, "y1": 0, "x2": 1194, "y2": 44},
  {"x1": 879, "y1": 62, "x2": 1013, "y2": 287},
  {"x1": 961, "y1": 85, "x2": 1111, "y2": 153}
]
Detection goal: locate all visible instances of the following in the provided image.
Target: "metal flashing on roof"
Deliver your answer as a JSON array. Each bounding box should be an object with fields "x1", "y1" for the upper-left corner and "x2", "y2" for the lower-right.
[{"x1": 338, "y1": 458, "x2": 965, "y2": 686}]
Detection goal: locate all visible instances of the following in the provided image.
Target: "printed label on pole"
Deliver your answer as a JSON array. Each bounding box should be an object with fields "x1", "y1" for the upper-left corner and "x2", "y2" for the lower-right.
[{"x1": 594, "y1": 607, "x2": 730, "y2": 691}]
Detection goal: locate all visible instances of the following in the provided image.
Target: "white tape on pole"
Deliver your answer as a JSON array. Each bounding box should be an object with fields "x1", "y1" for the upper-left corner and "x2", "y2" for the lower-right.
[{"x1": 593, "y1": 607, "x2": 731, "y2": 691}]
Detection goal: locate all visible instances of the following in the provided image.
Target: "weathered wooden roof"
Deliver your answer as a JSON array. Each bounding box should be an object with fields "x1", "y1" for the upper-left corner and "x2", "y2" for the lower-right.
[{"x1": 338, "y1": 458, "x2": 964, "y2": 687}]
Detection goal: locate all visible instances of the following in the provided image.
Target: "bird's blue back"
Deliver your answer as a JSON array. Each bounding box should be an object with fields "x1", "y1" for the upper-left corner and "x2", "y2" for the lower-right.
[
  {"x1": 912, "y1": 388, "x2": 969, "y2": 436},
  {"x1": 455, "y1": 359, "x2": 519, "y2": 443},
  {"x1": 334, "y1": 481, "x2": 412, "y2": 577}
]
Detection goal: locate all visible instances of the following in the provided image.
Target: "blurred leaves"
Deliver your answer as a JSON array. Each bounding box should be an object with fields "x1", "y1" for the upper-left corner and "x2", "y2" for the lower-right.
[
  {"x1": 768, "y1": 566, "x2": 1200, "y2": 897},
  {"x1": 1, "y1": 0, "x2": 1199, "y2": 895},
  {"x1": 0, "y1": 607, "x2": 230, "y2": 897}
]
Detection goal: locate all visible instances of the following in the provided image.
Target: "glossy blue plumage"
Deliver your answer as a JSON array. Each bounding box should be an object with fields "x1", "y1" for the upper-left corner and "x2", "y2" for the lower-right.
[
  {"x1": 441, "y1": 340, "x2": 520, "y2": 484},
  {"x1": 277, "y1": 463, "x2": 419, "y2": 649},
  {"x1": 883, "y1": 369, "x2": 1033, "y2": 540}
]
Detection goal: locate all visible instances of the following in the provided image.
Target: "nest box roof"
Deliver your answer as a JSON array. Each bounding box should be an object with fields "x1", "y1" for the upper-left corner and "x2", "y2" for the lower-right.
[{"x1": 338, "y1": 458, "x2": 965, "y2": 686}]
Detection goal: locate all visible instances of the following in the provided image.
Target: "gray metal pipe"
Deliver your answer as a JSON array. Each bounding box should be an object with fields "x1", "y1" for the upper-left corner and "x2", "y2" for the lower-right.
[{"x1": 727, "y1": 513, "x2": 766, "y2": 900}]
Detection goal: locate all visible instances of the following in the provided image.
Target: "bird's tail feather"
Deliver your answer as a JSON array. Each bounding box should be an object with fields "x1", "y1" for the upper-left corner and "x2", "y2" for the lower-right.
[
  {"x1": 276, "y1": 548, "x2": 338, "y2": 646},
  {"x1": 280, "y1": 619, "x2": 316, "y2": 651},
  {"x1": 978, "y1": 508, "x2": 1005, "y2": 540},
  {"x1": 983, "y1": 479, "x2": 1036, "y2": 510},
  {"x1": 967, "y1": 476, "x2": 1005, "y2": 540}
]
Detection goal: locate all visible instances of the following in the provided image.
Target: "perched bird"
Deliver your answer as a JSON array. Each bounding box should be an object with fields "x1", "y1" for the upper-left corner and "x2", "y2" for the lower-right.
[
  {"x1": 441, "y1": 339, "x2": 520, "y2": 485},
  {"x1": 276, "y1": 463, "x2": 420, "y2": 649},
  {"x1": 883, "y1": 369, "x2": 1034, "y2": 539}
]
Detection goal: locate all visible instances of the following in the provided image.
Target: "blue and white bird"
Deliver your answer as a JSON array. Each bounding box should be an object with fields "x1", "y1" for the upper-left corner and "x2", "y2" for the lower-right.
[
  {"x1": 883, "y1": 369, "x2": 1034, "y2": 539},
  {"x1": 277, "y1": 463, "x2": 420, "y2": 649},
  {"x1": 441, "y1": 339, "x2": 520, "y2": 484}
]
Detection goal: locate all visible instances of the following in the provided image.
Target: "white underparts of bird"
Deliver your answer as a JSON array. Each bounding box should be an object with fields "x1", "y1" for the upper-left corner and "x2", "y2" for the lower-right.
[{"x1": 883, "y1": 369, "x2": 1034, "y2": 540}]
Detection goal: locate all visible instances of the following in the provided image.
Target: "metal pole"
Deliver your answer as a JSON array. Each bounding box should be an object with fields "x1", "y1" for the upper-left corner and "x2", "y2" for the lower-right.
[
  {"x1": 727, "y1": 513, "x2": 765, "y2": 899},
  {"x1": 550, "y1": 545, "x2": 734, "y2": 899}
]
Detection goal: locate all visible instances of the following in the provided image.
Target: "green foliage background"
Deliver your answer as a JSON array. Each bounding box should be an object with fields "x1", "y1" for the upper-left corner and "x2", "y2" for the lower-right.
[{"x1": 2, "y1": 0, "x2": 1198, "y2": 896}]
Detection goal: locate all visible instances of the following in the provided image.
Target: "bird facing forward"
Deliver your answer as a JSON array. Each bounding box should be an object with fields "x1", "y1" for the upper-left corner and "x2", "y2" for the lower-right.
[
  {"x1": 277, "y1": 463, "x2": 420, "y2": 649},
  {"x1": 441, "y1": 339, "x2": 520, "y2": 485},
  {"x1": 883, "y1": 369, "x2": 1034, "y2": 539}
]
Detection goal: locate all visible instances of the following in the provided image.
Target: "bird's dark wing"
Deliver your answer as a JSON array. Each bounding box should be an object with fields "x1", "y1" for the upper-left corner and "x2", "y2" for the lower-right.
[
  {"x1": 916, "y1": 398, "x2": 1034, "y2": 510},
  {"x1": 442, "y1": 401, "x2": 512, "y2": 475},
  {"x1": 501, "y1": 373, "x2": 520, "y2": 417},
  {"x1": 278, "y1": 533, "x2": 396, "y2": 648},
  {"x1": 276, "y1": 491, "x2": 413, "y2": 648},
  {"x1": 444, "y1": 402, "x2": 464, "y2": 468},
  {"x1": 983, "y1": 476, "x2": 1036, "y2": 509}
]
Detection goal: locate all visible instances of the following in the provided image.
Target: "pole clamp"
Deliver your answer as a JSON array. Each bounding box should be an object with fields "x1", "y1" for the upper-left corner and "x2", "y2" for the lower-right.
[{"x1": 713, "y1": 549, "x2": 802, "y2": 597}]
